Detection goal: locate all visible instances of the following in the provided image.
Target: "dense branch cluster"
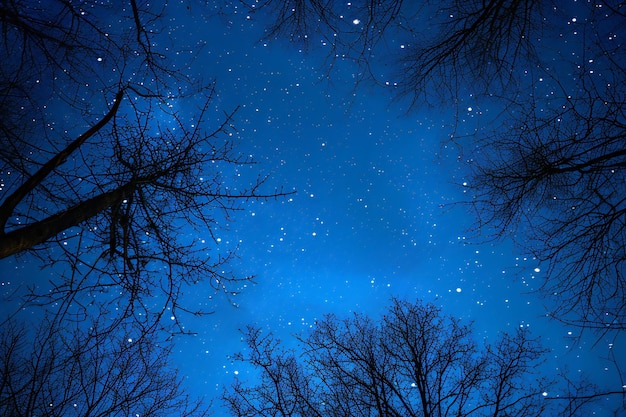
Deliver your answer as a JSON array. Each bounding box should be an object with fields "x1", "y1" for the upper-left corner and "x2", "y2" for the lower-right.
[
  {"x1": 223, "y1": 299, "x2": 595, "y2": 417},
  {"x1": 468, "y1": 22, "x2": 626, "y2": 330},
  {"x1": 245, "y1": 0, "x2": 545, "y2": 104},
  {"x1": 0, "y1": 314, "x2": 208, "y2": 417}
]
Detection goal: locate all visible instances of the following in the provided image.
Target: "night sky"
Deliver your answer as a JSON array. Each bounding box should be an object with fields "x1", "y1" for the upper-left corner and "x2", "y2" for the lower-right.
[{"x1": 1, "y1": 1, "x2": 624, "y2": 416}]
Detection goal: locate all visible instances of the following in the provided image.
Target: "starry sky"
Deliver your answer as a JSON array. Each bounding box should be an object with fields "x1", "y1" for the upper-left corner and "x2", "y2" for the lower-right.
[
  {"x1": 1, "y1": 1, "x2": 624, "y2": 416},
  {"x1": 167, "y1": 2, "x2": 623, "y2": 414}
]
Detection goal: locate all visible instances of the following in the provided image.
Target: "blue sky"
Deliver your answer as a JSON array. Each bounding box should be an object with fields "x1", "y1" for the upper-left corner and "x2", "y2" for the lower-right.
[
  {"x1": 160, "y1": 4, "x2": 622, "y2": 414},
  {"x1": 1, "y1": 1, "x2": 624, "y2": 415}
]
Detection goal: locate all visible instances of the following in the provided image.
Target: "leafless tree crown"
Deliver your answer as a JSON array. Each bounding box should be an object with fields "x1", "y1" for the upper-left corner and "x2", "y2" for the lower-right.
[{"x1": 223, "y1": 298, "x2": 593, "y2": 417}]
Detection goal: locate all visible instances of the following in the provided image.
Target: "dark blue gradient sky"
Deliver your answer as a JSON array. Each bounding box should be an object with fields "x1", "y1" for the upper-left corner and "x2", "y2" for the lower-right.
[
  {"x1": 1, "y1": 1, "x2": 624, "y2": 416},
  {"x1": 164, "y1": 3, "x2": 622, "y2": 414}
]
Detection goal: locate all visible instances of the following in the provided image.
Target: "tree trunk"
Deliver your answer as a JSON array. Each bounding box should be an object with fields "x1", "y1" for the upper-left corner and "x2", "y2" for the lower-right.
[{"x1": 0, "y1": 182, "x2": 135, "y2": 259}]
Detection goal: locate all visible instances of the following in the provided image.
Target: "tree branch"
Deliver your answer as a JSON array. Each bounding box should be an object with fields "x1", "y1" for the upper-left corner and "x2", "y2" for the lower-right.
[
  {"x1": 0, "y1": 88, "x2": 125, "y2": 233},
  {"x1": 0, "y1": 179, "x2": 135, "y2": 259}
]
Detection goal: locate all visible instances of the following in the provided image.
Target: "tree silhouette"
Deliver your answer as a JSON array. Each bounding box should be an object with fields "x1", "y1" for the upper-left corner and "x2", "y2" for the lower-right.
[
  {"x1": 462, "y1": 2, "x2": 626, "y2": 331},
  {"x1": 468, "y1": 59, "x2": 626, "y2": 331},
  {"x1": 0, "y1": 313, "x2": 209, "y2": 417},
  {"x1": 0, "y1": 0, "x2": 291, "y2": 330},
  {"x1": 223, "y1": 298, "x2": 600, "y2": 417}
]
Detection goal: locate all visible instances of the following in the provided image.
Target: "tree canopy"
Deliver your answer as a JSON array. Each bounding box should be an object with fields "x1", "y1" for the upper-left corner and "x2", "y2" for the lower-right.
[
  {"x1": 2, "y1": 1, "x2": 625, "y2": 415},
  {"x1": 0, "y1": 313, "x2": 208, "y2": 417},
  {"x1": 223, "y1": 298, "x2": 599, "y2": 417},
  {"x1": 0, "y1": 0, "x2": 290, "y2": 333},
  {"x1": 0, "y1": 1, "x2": 288, "y2": 415}
]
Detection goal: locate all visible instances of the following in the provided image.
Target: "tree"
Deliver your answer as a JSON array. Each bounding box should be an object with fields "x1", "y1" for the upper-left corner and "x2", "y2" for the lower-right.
[
  {"x1": 463, "y1": 4, "x2": 626, "y2": 331},
  {"x1": 0, "y1": 313, "x2": 209, "y2": 417},
  {"x1": 223, "y1": 298, "x2": 593, "y2": 417},
  {"x1": 468, "y1": 58, "x2": 626, "y2": 331},
  {"x1": 0, "y1": 2, "x2": 295, "y2": 414},
  {"x1": 0, "y1": 0, "x2": 290, "y2": 330},
  {"x1": 245, "y1": 0, "x2": 626, "y2": 331}
]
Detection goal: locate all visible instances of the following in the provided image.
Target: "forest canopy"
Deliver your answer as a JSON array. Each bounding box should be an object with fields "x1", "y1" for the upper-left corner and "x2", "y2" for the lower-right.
[{"x1": 223, "y1": 298, "x2": 599, "y2": 417}]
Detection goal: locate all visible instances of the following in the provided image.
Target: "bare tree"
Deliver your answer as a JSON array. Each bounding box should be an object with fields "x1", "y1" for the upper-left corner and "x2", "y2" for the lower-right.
[
  {"x1": 466, "y1": 30, "x2": 626, "y2": 331},
  {"x1": 223, "y1": 298, "x2": 599, "y2": 417},
  {"x1": 0, "y1": 312, "x2": 209, "y2": 417},
  {"x1": 0, "y1": 0, "x2": 291, "y2": 330}
]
